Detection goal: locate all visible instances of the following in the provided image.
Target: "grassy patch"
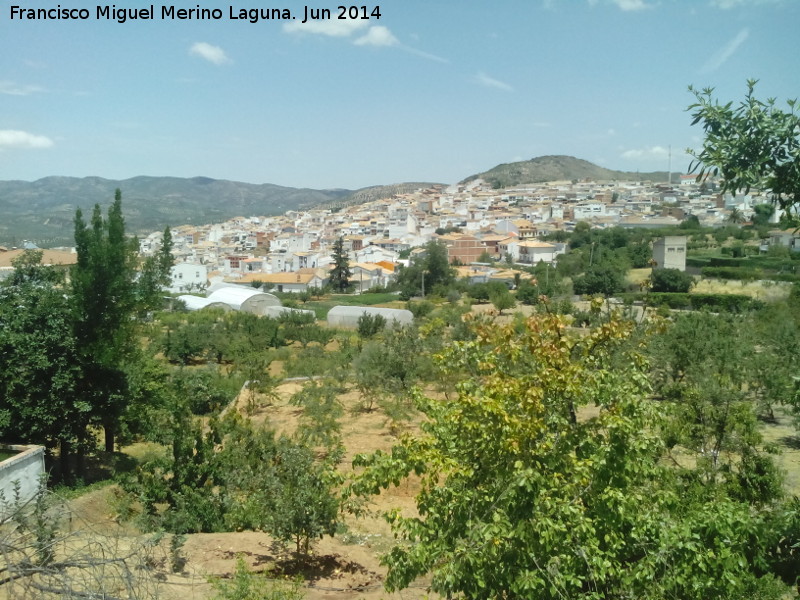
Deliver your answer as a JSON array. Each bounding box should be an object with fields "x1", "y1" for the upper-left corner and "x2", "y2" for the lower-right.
[
  {"x1": 626, "y1": 268, "x2": 651, "y2": 286},
  {"x1": 759, "y1": 406, "x2": 800, "y2": 497},
  {"x1": 0, "y1": 450, "x2": 19, "y2": 462},
  {"x1": 693, "y1": 278, "x2": 791, "y2": 301}
]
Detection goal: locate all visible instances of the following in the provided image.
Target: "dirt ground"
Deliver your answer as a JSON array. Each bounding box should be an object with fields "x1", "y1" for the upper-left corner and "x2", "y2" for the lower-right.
[
  {"x1": 63, "y1": 381, "x2": 436, "y2": 600},
  {"x1": 57, "y1": 305, "x2": 800, "y2": 599}
]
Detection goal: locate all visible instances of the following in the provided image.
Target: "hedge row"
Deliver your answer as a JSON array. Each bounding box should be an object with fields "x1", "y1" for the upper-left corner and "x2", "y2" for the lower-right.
[
  {"x1": 700, "y1": 266, "x2": 763, "y2": 281},
  {"x1": 620, "y1": 292, "x2": 765, "y2": 312},
  {"x1": 688, "y1": 255, "x2": 800, "y2": 270}
]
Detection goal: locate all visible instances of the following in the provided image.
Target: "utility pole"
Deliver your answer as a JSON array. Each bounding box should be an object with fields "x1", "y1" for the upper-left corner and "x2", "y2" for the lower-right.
[
  {"x1": 421, "y1": 270, "x2": 425, "y2": 298},
  {"x1": 668, "y1": 145, "x2": 672, "y2": 186}
]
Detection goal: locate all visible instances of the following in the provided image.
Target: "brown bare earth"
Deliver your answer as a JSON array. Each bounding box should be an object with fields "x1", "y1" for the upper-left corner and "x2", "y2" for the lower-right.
[
  {"x1": 53, "y1": 306, "x2": 800, "y2": 599},
  {"x1": 60, "y1": 381, "x2": 436, "y2": 600}
]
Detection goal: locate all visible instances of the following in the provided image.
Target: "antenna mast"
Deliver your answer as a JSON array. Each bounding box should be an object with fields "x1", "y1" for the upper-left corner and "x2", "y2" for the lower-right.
[{"x1": 668, "y1": 145, "x2": 672, "y2": 185}]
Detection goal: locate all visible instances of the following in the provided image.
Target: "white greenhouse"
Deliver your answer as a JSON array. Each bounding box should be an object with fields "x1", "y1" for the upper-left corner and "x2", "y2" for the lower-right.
[
  {"x1": 206, "y1": 286, "x2": 281, "y2": 315},
  {"x1": 176, "y1": 295, "x2": 231, "y2": 312},
  {"x1": 263, "y1": 306, "x2": 316, "y2": 320},
  {"x1": 326, "y1": 306, "x2": 413, "y2": 329}
]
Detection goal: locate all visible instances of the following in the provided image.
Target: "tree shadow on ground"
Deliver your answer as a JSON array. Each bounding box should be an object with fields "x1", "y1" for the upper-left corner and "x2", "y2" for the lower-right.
[
  {"x1": 779, "y1": 435, "x2": 800, "y2": 450},
  {"x1": 272, "y1": 552, "x2": 380, "y2": 584}
]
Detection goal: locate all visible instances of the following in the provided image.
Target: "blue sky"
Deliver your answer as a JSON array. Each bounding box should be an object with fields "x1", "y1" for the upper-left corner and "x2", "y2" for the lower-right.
[{"x1": 1, "y1": 0, "x2": 798, "y2": 189}]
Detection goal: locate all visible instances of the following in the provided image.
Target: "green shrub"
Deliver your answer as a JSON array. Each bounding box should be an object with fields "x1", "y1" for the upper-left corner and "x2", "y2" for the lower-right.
[
  {"x1": 651, "y1": 268, "x2": 695, "y2": 293},
  {"x1": 356, "y1": 312, "x2": 386, "y2": 338},
  {"x1": 211, "y1": 557, "x2": 304, "y2": 600}
]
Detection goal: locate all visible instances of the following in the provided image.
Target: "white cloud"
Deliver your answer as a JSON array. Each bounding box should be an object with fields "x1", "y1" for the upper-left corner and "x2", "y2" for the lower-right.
[
  {"x1": 700, "y1": 28, "x2": 749, "y2": 73},
  {"x1": 189, "y1": 42, "x2": 231, "y2": 65},
  {"x1": 710, "y1": 0, "x2": 782, "y2": 8},
  {"x1": 0, "y1": 130, "x2": 54, "y2": 149},
  {"x1": 612, "y1": 0, "x2": 650, "y2": 10},
  {"x1": 284, "y1": 18, "x2": 445, "y2": 62},
  {"x1": 400, "y1": 46, "x2": 449, "y2": 63},
  {"x1": 621, "y1": 145, "x2": 669, "y2": 160},
  {"x1": 354, "y1": 26, "x2": 399, "y2": 47},
  {"x1": 0, "y1": 81, "x2": 44, "y2": 96},
  {"x1": 283, "y1": 19, "x2": 368, "y2": 37},
  {"x1": 474, "y1": 72, "x2": 513, "y2": 92}
]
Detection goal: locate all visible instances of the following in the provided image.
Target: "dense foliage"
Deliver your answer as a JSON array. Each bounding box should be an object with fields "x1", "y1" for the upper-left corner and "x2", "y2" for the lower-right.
[
  {"x1": 395, "y1": 240, "x2": 455, "y2": 299},
  {"x1": 650, "y1": 267, "x2": 695, "y2": 293},
  {"x1": 0, "y1": 192, "x2": 173, "y2": 480},
  {"x1": 329, "y1": 236, "x2": 352, "y2": 293},
  {"x1": 688, "y1": 80, "x2": 800, "y2": 225},
  {"x1": 349, "y1": 311, "x2": 800, "y2": 599}
]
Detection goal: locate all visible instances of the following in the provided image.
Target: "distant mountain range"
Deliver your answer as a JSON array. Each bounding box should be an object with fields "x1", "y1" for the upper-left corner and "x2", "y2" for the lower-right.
[
  {"x1": 0, "y1": 176, "x2": 435, "y2": 247},
  {"x1": 462, "y1": 155, "x2": 670, "y2": 188},
  {"x1": 0, "y1": 156, "x2": 670, "y2": 247}
]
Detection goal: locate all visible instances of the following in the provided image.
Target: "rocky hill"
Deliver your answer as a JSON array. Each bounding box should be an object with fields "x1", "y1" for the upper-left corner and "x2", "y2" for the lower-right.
[
  {"x1": 321, "y1": 182, "x2": 441, "y2": 211},
  {"x1": 462, "y1": 155, "x2": 670, "y2": 188}
]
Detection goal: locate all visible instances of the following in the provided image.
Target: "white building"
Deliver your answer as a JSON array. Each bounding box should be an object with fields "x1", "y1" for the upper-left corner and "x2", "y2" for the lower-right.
[
  {"x1": 652, "y1": 236, "x2": 687, "y2": 271},
  {"x1": 168, "y1": 263, "x2": 208, "y2": 293},
  {"x1": 517, "y1": 240, "x2": 560, "y2": 265}
]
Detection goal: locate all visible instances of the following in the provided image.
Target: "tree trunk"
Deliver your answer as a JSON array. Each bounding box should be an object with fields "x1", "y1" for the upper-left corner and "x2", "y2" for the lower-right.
[
  {"x1": 59, "y1": 439, "x2": 72, "y2": 484},
  {"x1": 104, "y1": 421, "x2": 115, "y2": 453},
  {"x1": 76, "y1": 446, "x2": 85, "y2": 481}
]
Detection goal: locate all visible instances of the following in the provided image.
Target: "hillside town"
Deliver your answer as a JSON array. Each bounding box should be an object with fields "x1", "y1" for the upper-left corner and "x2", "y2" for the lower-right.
[{"x1": 133, "y1": 175, "x2": 780, "y2": 294}]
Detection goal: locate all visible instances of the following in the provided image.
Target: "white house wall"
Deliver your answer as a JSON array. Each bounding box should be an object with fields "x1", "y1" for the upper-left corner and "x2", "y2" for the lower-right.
[{"x1": 0, "y1": 445, "x2": 45, "y2": 515}]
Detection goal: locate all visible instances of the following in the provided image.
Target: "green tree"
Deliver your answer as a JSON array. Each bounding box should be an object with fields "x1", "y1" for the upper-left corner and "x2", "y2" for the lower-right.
[
  {"x1": 290, "y1": 379, "x2": 344, "y2": 455},
  {"x1": 353, "y1": 325, "x2": 433, "y2": 415},
  {"x1": 489, "y1": 287, "x2": 516, "y2": 314},
  {"x1": 650, "y1": 267, "x2": 695, "y2": 293},
  {"x1": 396, "y1": 241, "x2": 455, "y2": 298},
  {"x1": 269, "y1": 439, "x2": 340, "y2": 555},
  {"x1": 0, "y1": 269, "x2": 85, "y2": 481},
  {"x1": 4, "y1": 249, "x2": 64, "y2": 287},
  {"x1": 681, "y1": 214, "x2": 702, "y2": 229},
  {"x1": 356, "y1": 311, "x2": 386, "y2": 339},
  {"x1": 728, "y1": 207, "x2": 744, "y2": 224},
  {"x1": 329, "y1": 236, "x2": 351, "y2": 293},
  {"x1": 687, "y1": 80, "x2": 800, "y2": 224},
  {"x1": 71, "y1": 191, "x2": 143, "y2": 455},
  {"x1": 752, "y1": 202, "x2": 776, "y2": 227},
  {"x1": 572, "y1": 263, "x2": 625, "y2": 296},
  {"x1": 348, "y1": 313, "x2": 796, "y2": 599},
  {"x1": 124, "y1": 411, "x2": 339, "y2": 549},
  {"x1": 649, "y1": 311, "x2": 783, "y2": 502},
  {"x1": 135, "y1": 226, "x2": 174, "y2": 315}
]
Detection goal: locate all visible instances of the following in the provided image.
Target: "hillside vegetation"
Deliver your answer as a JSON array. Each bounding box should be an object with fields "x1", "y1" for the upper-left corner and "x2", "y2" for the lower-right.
[
  {"x1": 462, "y1": 154, "x2": 670, "y2": 188},
  {"x1": 318, "y1": 182, "x2": 441, "y2": 210},
  {"x1": 0, "y1": 176, "x2": 352, "y2": 247}
]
